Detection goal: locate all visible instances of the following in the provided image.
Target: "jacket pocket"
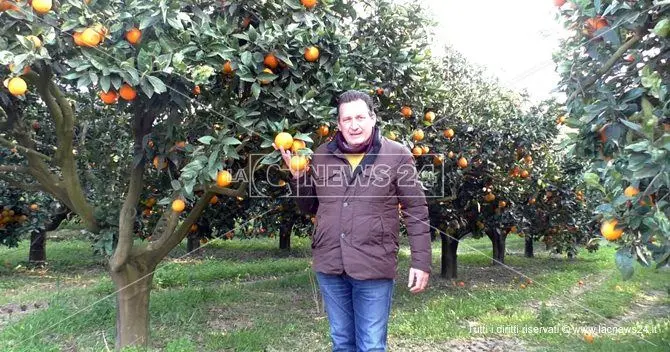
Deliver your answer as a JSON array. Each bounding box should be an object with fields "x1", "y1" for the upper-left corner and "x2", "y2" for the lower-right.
[{"x1": 381, "y1": 216, "x2": 399, "y2": 254}]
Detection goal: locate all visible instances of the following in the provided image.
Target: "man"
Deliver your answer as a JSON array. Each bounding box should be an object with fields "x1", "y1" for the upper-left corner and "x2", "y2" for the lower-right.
[{"x1": 276, "y1": 90, "x2": 431, "y2": 352}]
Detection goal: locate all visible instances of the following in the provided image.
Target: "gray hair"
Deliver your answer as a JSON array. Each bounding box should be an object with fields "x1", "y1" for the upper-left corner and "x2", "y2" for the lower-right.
[{"x1": 336, "y1": 90, "x2": 377, "y2": 120}]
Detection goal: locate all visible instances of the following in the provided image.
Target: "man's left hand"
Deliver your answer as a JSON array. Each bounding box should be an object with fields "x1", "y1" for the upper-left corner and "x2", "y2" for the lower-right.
[{"x1": 408, "y1": 268, "x2": 429, "y2": 293}]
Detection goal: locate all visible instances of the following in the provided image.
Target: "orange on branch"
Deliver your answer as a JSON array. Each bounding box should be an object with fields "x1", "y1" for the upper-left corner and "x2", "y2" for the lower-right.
[{"x1": 274, "y1": 132, "x2": 294, "y2": 150}]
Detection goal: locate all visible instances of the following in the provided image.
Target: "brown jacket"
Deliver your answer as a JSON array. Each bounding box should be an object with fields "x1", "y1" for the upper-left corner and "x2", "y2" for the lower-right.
[{"x1": 289, "y1": 130, "x2": 432, "y2": 280}]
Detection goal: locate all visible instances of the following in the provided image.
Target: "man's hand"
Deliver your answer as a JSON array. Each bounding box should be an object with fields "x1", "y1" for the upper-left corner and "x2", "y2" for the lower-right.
[
  {"x1": 273, "y1": 143, "x2": 306, "y2": 180},
  {"x1": 408, "y1": 268, "x2": 429, "y2": 293}
]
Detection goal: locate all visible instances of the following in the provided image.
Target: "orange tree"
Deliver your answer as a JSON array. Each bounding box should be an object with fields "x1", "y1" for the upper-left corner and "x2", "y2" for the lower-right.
[
  {"x1": 0, "y1": 0, "x2": 435, "y2": 349},
  {"x1": 554, "y1": 0, "x2": 670, "y2": 278}
]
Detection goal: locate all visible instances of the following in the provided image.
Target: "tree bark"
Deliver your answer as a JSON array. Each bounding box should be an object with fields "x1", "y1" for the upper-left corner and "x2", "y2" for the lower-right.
[
  {"x1": 186, "y1": 234, "x2": 200, "y2": 254},
  {"x1": 524, "y1": 236, "x2": 534, "y2": 258},
  {"x1": 29, "y1": 208, "x2": 69, "y2": 266},
  {"x1": 279, "y1": 216, "x2": 295, "y2": 250},
  {"x1": 440, "y1": 233, "x2": 459, "y2": 279},
  {"x1": 487, "y1": 228, "x2": 506, "y2": 265},
  {"x1": 110, "y1": 257, "x2": 156, "y2": 351}
]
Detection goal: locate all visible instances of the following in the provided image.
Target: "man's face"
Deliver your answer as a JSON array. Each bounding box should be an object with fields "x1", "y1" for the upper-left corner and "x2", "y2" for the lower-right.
[{"x1": 337, "y1": 99, "x2": 376, "y2": 147}]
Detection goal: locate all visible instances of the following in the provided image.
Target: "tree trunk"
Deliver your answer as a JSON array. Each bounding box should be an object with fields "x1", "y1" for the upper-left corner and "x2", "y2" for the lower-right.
[
  {"x1": 440, "y1": 233, "x2": 459, "y2": 279},
  {"x1": 29, "y1": 208, "x2": 69, "y2": 266},
  {"x1": 524, "y1": 236, "x2": 534, "y2": 258},
  {"x1": 279, "y1": 216, "x2": 295, "y2": 250},
  {"x1": 28, "y1": 231, "x2": 46, "y2": 266},
  {"x1": 487, "y1": 229, "x2": 506, "y2": 265},
  {"x1": 186, "y1": 233, "x2": 200, "y2": 254},
  {"x1": 110, "y1": 258, "x2": 156, "y2": 351}
]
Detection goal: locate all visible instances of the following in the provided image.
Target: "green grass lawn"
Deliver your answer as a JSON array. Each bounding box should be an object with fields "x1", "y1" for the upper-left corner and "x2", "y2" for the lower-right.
[{"x1": 0, "y1": 235, "x2": 668, "y2": 351}]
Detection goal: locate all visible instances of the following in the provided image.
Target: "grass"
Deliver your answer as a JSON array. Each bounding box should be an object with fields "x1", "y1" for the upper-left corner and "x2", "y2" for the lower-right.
[{"x1": 0, "y1": 234, "x2": 668, "y2": 351}]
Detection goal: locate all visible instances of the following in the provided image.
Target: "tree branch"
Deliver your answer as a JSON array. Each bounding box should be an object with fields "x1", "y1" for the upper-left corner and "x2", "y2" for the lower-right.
[
  {"x1": 0, "y1": 137, "x2": 52, "y2": 162},
  {"x1": 0, "y1": 165, "x2": 29, "y2": 173},
  {"x1": 568, "y1": 33, "x2": 642, "y2": 102},
  {"x1": 0, "y1": 174, "x2": 42, "y2": 192},
  {"x1": 110, "y1": 164, "x2": 145, "y2": 273}
]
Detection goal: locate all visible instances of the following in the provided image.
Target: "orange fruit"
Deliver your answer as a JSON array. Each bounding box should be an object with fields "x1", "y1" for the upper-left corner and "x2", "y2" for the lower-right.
[
  {"x1": 25, "y1": 35, "x2": 42, "y2": 49},
  {"x1": 447, "y1": 151, "x2": 455, "y2": 159},
  {"x1": 171, "y1": 199, "x2": 186, "y2": 213},
  {"x1": 8, "y1": 77, "x2": 27, "y2": 96},
  {"x1": 189, "y1": 224, "x2": 198, "y2": 232},
  {"x1": 520, "y1": 170, "x2": 530, "y2": 178},
  {"x1": 193, "y1": 85, "x2": 201, "y2": 95},
  {"x1": 412, "y1": 129, "x2": 424, "y2": 141},
  {"x1": 520, "y1": 284, "x2": 527, "y2": 289},
  {"x1": 411, "y1": 146, "x2": 422, "y2": 157},
  {"x1": 375, "y1": 87, "x2": 384, "y2": 96},
  {"x1": 317, "y1": 125, "x2": 329, "y2": 137},
  {"x1": 99, "y1": 90, "x2": 118, "y2": 104},
  {"x1": 400, "y1": 106, "x2": 412, "y2": 118},
  {"x1": 223, "y1": 61, "x2": 234, "y2": 74},
  {"x1": 301, "y1": 0, "x2": 317, "y2": 8},
  {"x1": 529, "y1": 198, "x2": 536, "y2": 205},
  {"x1": 153, "y1": 156, "x2": 167, "y2": 170},
  {"x1": 623, "y1": 186, "x2": 639, "y2": 198},
  {"x1": 125, "y1": 27, "x2": 142, "y2": 45},
  {"x1": 174, "y1": 141, "x2": 187, "y2": 149},
  {"x1": 209, "y1": 196, "x2": 218, "y2": 205},
  {"x1": 274, "y1": 132, "x2": 294, "y2": 150},
  {"x1": 29, "y1": 204, "x2": 39, "y2": 211},
  {"x1": 443, "y1": 128, "x2": 455, "y2": 139},
  {"x1": 433, "y1": 155, "x2": 444, "y2": 165},
  {"x1": 216, "y1": 170, "x2": 232, "y2": 187},
  {"x1": 264, "y1": 53, "x2": 279, "y2": 69},
  {"x1": 0, "y1": 1, "x2": 19, "y2": 11},
  {"x1": 524, "y1": 155, "x2": 533, "y2": 164},
  {"x1": 601, "y1": 219, "x2": 623, "y2": 241},
  {"x1": 585, "y1": 16, "x2": 608, "y2": 35},
  {"x1": 289, "y1": 155, "x2": 308, "y2": 171},
  {"x1": 72, "y1": 32, "x2": 85, "y2": 46},
  {"x1": 421, "y1": 145, "x2": 429, "y2": 154},
  {"x1": 304, "y1": 46, "x2": 320, "y2": 62},
  {"x1": 241, "y1": 16, "x2": 251, "y2": 28},
  {"x1": 483, "y1": 193, "x2": 495, "y2": 202},
  {"x1": 80, "y1": 28, "x2": 102, "y2": 47},
  {"x1": 291, "y1": 139, "x2": 306, "y2": 153},
  {"x1": 557, "y1": 115, "x2": 567, "y2": 124},
  {"x1": 119, "y1": 84, "x2": 137, "y2": 101},
  {"x1": 424, "y1": 111, "x2": 435, "y2": 123},
  {"x1": 583, "y1": 333, "x2": 594, "y2": 343},
  {"x1": 457, "y1": 157, "x2": 468, "y2": 169},
  {"x1": 554, "y1": 0, "x2": 566, "y2": 6},
  {"x1": 32, "y1": 0, "x2": 52, "y2": 14},
  {"x1": 498, "y1": 200, "x2": 507, "y2": 208}
]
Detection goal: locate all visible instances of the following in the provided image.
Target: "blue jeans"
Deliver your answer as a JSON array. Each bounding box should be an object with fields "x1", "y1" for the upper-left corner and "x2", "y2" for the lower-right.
[{"x1": 316, "y1": 272, "x2": 395, "y2": 352}]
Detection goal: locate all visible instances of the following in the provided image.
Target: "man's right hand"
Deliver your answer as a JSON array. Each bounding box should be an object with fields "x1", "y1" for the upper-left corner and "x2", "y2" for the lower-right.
[{"x1": 273, "y1": 143, "x2": 307, "y2": 180}]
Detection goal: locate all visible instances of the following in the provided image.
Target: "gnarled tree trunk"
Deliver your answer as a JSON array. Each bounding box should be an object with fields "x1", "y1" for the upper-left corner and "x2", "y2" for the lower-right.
[
  {"x1": 440, "y1": 232, "x2": 460, "y2": 279},
  {"x1": 279, "y1": 216, "x2": 295, "y2": 250},
  {"x1": 487, "y1": 228, "x2": 507, "y2": 265},
  {"x1": 29, "y1": 207, "x2": 69, "y2": 266}
]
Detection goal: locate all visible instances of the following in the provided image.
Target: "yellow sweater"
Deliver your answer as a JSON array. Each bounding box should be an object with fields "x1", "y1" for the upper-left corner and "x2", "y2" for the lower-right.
[{"x1": 344, "y1": 153, "x2": 365, "y2": 169}]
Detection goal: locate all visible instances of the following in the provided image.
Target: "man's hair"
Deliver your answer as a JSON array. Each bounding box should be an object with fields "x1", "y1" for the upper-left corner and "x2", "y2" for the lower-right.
[{"x1": 336, "y1": 90, "x2": 377, "y2": 120}]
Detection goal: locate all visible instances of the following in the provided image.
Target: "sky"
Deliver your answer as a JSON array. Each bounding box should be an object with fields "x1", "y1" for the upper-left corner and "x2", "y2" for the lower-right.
[{"x1": 420, "y1": 0, "x2": 570, "y2": 102}]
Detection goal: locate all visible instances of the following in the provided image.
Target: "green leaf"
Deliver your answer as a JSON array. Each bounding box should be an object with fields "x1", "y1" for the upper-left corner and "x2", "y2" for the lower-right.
[
  {"x1": 653, "y1": 18, "x2": 670, "y2": 37},
  {"x1": 615, "y1": 248, "x2": 634, "y2": 280},
  {"x1": 260, "y1": 151, "x2": 282, "y2": 165},
  {"x1": 284, "y1": 0, "x2": 303, "y2": 10},
  {"x1": 625, "y1": 141, "x2": 650, "y2": 152},
  {"x1": 207, "y1": 149, "x2": 220, "y2": 170},
  {"x1": 137, "y1": 48, "x2": 152, "y2": 72},
  {"x1": 139, "y1": 78, "x2": 154, "y2": 98},
  {"x1": 221, "y1": 137, "x2": 242, "y2": 146},
  {"x1": 140, "y1": 15, "x2": 161, "y2": 30},
  {"x1": 241, "y1": 51, "x2": 253, "y2": 67},
  {"x1": 198, "y1": 136, "x2": 215, "y2": 145},
  {"x1": 100, "y1": 75, "x2": 111, "y2": 92},
  {"x1": 251, "y1": 82, "x2": 261, "y2": 100},
  {"x1": 146, "y1": 76, "x2": 167, "y2": 94},
  {"x1": 583, "y1": 172, "x2": 605, "y2": 192},
  {"x1": 293, "y1": 132, "x2": 314, "y2": 143},
  {"x1": 641, "y1": 97, "x2": 654, "y2": 118},
  {"x1": 171, "y1": 180, "x2": 182, "y2": 191}
]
